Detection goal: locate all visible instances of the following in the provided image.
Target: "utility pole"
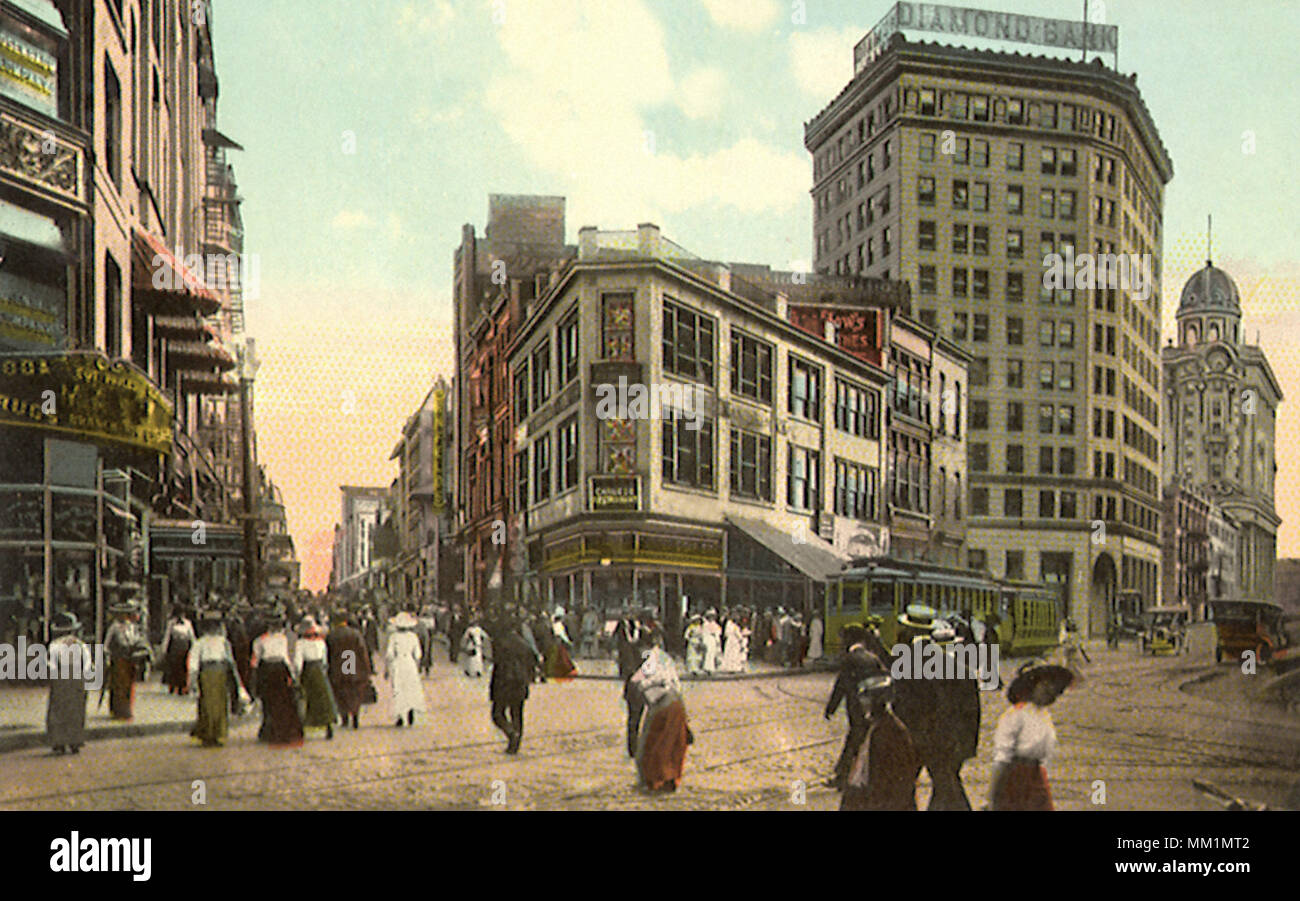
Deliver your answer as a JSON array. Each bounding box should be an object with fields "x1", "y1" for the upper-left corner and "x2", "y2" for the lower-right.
[{"x1": 239, "y1": 340, "x2": 261, "y2": 606}]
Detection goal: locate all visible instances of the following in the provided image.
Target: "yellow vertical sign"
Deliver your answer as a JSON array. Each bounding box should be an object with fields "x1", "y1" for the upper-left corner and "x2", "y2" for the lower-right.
[{"x1": 431, "y1": 389, "x2": 446, "y2": 512}]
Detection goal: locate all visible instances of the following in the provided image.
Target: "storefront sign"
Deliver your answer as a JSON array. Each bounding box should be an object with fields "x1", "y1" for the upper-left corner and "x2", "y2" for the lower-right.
[
  {"x1": 856, "y1": 2, "x2": 1118, "y2": 70},
  {"x1": 0, "y1": 269, "x2": 64, "y2": 351},
  {"x1": 0, "y1": 353, "x2": 172, "y2": 455},
  {"x1": 431, "y1": 388, "x2": 446, "y2": 511},
  {"x1": 590, "y1": 476, "x2": 640, "y2": 512},
  {"x1": 0, "y1": 18, "x2": 58, "y2": 118}
]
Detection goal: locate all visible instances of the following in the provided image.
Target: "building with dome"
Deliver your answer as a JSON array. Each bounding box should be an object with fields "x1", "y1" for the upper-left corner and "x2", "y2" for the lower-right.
[{"x1": 1161, "y1": 261, "x2": 1282, "y2": 607}]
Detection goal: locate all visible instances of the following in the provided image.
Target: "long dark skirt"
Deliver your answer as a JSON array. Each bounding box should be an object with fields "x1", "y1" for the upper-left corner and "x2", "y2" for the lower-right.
[
  {"x1": 993, "y1": 762, "x2": 1053, "y2": 811},
  {"x1": 164, "y1": 640, "x2": 191, "y2": 693},
  {"x1": 256, "y1": 662, "x2": 303, "y2": 745},
  {"x1": 234, "y1": 648, "x2": 253, "y2": 700},
  {"x1": 636, "y1": 693, "x2": 689, "y2": 791},
  {"x1": 192, "y1": 665, "x2": 230, "y2": 745},
  {"x1": 332, "y1": 678, "x2": 365, "y2": 718},
  {"x1": 108, "y1": 658, "x2": 135, "y2": 719},
  {"x1": 300, "y1": 661, "x2": 338, "y2": 729},
  {"x1": 546, "y1": 644, "x2": 577, "y2": 680},
  {"x1": 46, "y1": 677, "x2": 87, "y2": 748}
]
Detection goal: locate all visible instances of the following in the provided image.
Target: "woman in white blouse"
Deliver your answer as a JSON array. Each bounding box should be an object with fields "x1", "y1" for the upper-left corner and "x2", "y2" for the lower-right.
[{"x1": 990, "y1": 663, "x2": 1075, "y2": 810}]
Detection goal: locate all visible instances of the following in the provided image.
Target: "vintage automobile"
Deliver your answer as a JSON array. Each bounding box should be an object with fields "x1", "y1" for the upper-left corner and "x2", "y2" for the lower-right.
[
  {"x1": 1138, "y1": 605, "x2": 1191, "y2": 655},
  {"x1": 1207, "y1": 599, "x2": 1289, "y2": 665}
]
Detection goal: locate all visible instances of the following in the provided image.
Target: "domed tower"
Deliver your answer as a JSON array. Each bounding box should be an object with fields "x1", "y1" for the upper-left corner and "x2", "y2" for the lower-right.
[
  {"x1": 1162, "y1": 259, "x2": 1282, "y2": 606},
  {"x1": 1175, "y1": 260, "x2": 1242, "y2": 347}
]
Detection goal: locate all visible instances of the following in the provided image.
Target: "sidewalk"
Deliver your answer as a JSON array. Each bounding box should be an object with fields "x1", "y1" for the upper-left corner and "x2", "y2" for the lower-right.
[
  {"x1": 565, "y1": 654, "x2": 835, "y2": 681},
  {"x1": 0, "y1": 680, "x2": 200, "y2": 754}
]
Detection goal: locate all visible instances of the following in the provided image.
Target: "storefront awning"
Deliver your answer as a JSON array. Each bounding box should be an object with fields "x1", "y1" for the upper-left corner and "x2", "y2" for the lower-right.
[
  {"x1": 130, "y1": 229, "x2": 221, "y2": 315},
  {"x1": 725, "y1": 515, "x2": 849, "y2": 582}
]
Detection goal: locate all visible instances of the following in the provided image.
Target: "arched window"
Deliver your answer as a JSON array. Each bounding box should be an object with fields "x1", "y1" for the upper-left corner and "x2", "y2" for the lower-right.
[
  {"x1": 1186, "y1": 323, "x2": 1199, "y2": 346},
  {"x1": 1208, "y1": 322, "x2": 1220, "y2": 343}
]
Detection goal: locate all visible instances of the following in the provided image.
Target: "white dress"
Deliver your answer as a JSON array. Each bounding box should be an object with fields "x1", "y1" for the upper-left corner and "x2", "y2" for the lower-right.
[
  {"x1": 385, "y1": 630, "x2": 426, "y2": 718},
  {"x1": 719, "y1": 621, "x2": 746, "y2": 672},
  {"x1": 806, "y1": 617, "x2": 824, "y2": 661},
  {"x1": 701, "y1": 622, "x2": 721, "y2": 673},
  {"x1": 461, "y1": 625, "x2": 486, "y2": 677},
  {"x1": 993, "y1": 703, "x2": 1058, "y2": 764}
]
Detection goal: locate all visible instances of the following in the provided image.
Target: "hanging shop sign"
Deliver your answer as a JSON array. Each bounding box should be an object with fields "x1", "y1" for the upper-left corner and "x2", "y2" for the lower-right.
[
  {"x1": 431, "y1": 388, "x2": 446, "y2": 512},
  {"x1": 0, "y1": 352, "x2": 172, "y2": 455},
  {"x1": 590, "y1": 475, "x2": 640, "y2": 513}
]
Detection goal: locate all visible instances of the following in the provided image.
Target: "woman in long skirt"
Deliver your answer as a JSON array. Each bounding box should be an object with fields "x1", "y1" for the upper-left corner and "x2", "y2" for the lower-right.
[
  {"x1": 386, "y1": 612, "x2": 426, "y2": 727},
  {"x1": 294, "y1": 617, "x2": 338, "y2": 739},
  {"x1": 252, "y1": 610, "x2": 303, "y2": 746},
  {"x1": 629, "y1": 640, "x2": 691, "y2": 792},
  {"x1": 990, "y1": 663, "x2": 1075, "y2": 810},
  {"x1": 161, "y1": 608, "x2": 196, "y2": 695},
  {"x1": 45, "y1": 612, "x2": 93, "y2": 755},
  {"x1": 547, "y1": 614, "x2": 577, "y2": 680},
  {"x1": 461, "y1": 620, "x2": 487, "y2": 677},
  {"x1": 104, "y1": 602, "x2": 146, "y2": 719},
  {"x1": 188, "y1": 613, "x2": 247, "y2": 747}
]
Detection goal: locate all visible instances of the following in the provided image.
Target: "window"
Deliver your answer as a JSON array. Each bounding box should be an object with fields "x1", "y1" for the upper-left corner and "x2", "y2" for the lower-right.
[
  {"x1": 1007, "y1": 98, "x2": 1025, "y2": 125},
  {"x1": 1039, "y1": 446, "x2": 1054, "y2": 475},
  {"x1": 834, "y1": 459, "x2": 877, "y2": 520},
  {"x1": 919, "y1": 89, "x2": 936, "y2": 116},
  {"x1": 834, "y1": 379, "x2": 879, "y2": 439},
  {"x1": 558, "y1": 416, "x2": 579, "y2": 491},
  {"x1": 662, "y1": 299, "x2": 715, "y2": 383},
  {"x1": 1006, "y1": 185, "x2": 1023, "y2": 215},
  {"x1": 531, "y1": 340, "x2": 551, "y2": 410},
  {"x1": 952, "y1": 223, "x2": 968, "y2": 254},
  {"x1": 730, "y1": 330, "x2": 773, "y2": 403},
  {"x1": 970, "y1": 443, "x2": 988, "y2": 471},
  {"x1": 513, "y1": 364, "x2": 530, "y2": 423},
  {"x1": 558, "y1": 308, "x2": 580, "y2": 386},
  {"x1": 1040, "y1": 102, "x2": 1057, "y2": 129},
  {"x1": 919, "y1": 132, "x2": 936, "y2": 161},
  {"x1": 1005, "y1": 550, "x2": 1025, "y2": 578},
  {"x1": 952, "y1": 312, "x2": 968, "y2": 340},
  {"x1": 955, "y1": 137, "x2": 970, "y2": 165},
  {"x1": 1041, "y1": 146, "x2": 1057, "y2": 175},
  {"x1": 1039, "y1": 361, "x2": 1054, "y2": 390},
  {"x1": 972, "y1": 313, "x2": 989, "y2": 341},
  {"x1": 1059, "y1": 447, "x2": 1076, "y2": 475},
  {"x1": 533, "y1": 434, "x2": 552, "y2": 503},
  {"x1": 1007, "y1": 401, "x2": 1023, "y2": 431},
  {"x1": 1038, "y1": 489, "x2": 1055, "y2": 518},
  {"x1": 967, "y1": 548, "x2": 986, "y2": 571},
  {"x1": 789, "y1": 357, "x2": 823, "y2": 421},
  {"x1": 1007, "y1": 443, "x2": 1024, "y2": 472},
  {"x1": 1060, "y1": 148, "x2": 1077, "y2": 177},
  {"x1": 1058, "y1": 362, "x2": 1074, "y2": 391},
  {"x1": 1059, "y1": 491, "x2": 1077, "y2": 519},
  {"x1": 952, "y1": 268, "x2": 968, "y2": 297},
  {"x1": 1007, "y1": 229, "x2": 1023, "y2": 258},
  {"x1": 1039, "y1": 188, "x2": 1055, "y2": 218},
  {"x1": 971, "y1": 400, "x2": 989, "y2": 430},
  {"x1": 788, "y1": 445, "x2": 821, "y2": 512},
  {"x1": 973, "y1": 270, "x2": 989, "y2": 299},
  {"x1": 1007, "y1": 141, "x2": 1024, "y2": 171},
  {"x1": 1007, "y1": 271, "x2": 1024, "y2": 302},
  {"x1": 1007, "y1": 317, "x2": 1023, "y2": 345},
  {"x1": 1038, "y1": 403, "x2": 1054, "y2": 433},
  {"x1": 1007, "y1": 359, "x2": 1024, "y2": 389},
  {"x1": 105, "y1": 59, "x2": 122, "y2": 186},
  {"x1": 661, "y1": 412, "x2": 715, "y2": 489},
  {"x1": 969, "y1": 357, "x2": 988, "y2": 388},
  {"x1": 730, "y1": 428, "x2": 772, "y2": 501},
  {"x1": 971, "y1": 95, "x2": 989, "y2": 122},
  {"x1": 1059, "y1": 190, "x2": 1076, "y2": 220},
  {"x1": 1058, "y1": 405, "x2": 1075, "y2": 435},
  {"x1": 971, "y1": 488, "x2": 989, "y2": 516},
  {"x1": 918, "y1": 176, "x2": 936, "y2": 206},
  {"x1": 952, "y1": 179, "x2": 968, "y2": 209},
  {"x1": 1039, "y1": 320, "x2": 1055, "y2": 347},
  {"x1": 972, "y1": 139, "x2": 989, "y2": 167},
  {"x1": 973, "y1": 225, "x2": 989, "y2": 255},
  {"x1": 1059, "y1": 320, "x2": 1075, "y2": 349},
  {"x1": 602, "y1": 293, "x2": 635, "y2": 360},
  {"x1": 971, "y1": 182, "x2": 989, "y2": 212},
  {"x1": 918, "y1": 309, "x2": 937, "y2": 329},
  {"x1": 1005, "y1": 492, "x2": 1023, "y2": 520},
  {"x1": 919, "y1": 265, "x2": 936, "y2": 294},
  {"x1": 919, "y1": 220, "x2": 936, "y2": 251},
  {"x1": 515, "y1": 449, "x2": 529, "y2": 511}
]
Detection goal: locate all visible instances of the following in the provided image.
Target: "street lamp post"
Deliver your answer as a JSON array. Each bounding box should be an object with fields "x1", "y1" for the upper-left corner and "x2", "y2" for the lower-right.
[{"x1": 238, "y1": 340, "x2": 261, "y2": 606}]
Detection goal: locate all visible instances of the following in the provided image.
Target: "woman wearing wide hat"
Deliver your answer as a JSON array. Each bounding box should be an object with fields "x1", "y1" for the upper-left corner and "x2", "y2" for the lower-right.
[
  {"x1": 45, "y1": 612, "x2": 94, "y2": 755},
  {"x1": 293, "y1": 616, "x2": 339, "y2": 739},
  {"x1": 385, "y1": 611, "x2": 426, "y2": 727},
  {"x1": 104, "y1": 600, "x2": 147, "y2": 720},
  {"x1": 251, "y1": 607, "x2": 304, "y2": 745},
  {"x1": 989, "y1": 662, "x2": 1076, "y2": 810},
  {"x1": 188, "y1": 611, "x2": 248, "y2": 746},
  {"x1": 629, "y1": 631, "x2": 693, "y2": 793},
  {"x1": 160, "y1": 605, "x2": 196, "y2": 696}
]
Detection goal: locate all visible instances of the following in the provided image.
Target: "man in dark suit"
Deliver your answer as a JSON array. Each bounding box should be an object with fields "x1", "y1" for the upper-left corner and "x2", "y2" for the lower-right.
[
  {"x1": 488, "y1": 614, "x2": 535, "y2": 754},
  {"x1": 326, "y1": 612, "x2": 371, "y2": 729},
  {"x1": 615, "y1": 607, "x2": 654, "y2": 757}
]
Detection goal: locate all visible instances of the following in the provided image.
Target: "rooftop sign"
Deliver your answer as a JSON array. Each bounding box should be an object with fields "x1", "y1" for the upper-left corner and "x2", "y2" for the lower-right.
[{"x1": 855, "y1": 2, "x2": 1118, "y2": 71}]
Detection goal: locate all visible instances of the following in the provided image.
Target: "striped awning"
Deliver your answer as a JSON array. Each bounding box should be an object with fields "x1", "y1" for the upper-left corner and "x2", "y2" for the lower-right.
[
  {"x1": 166, "y1": 340, "x2": 236, "y2": 370},
  {"x1": 131, "y1": 229, "x2": 221, "y2": 316}
]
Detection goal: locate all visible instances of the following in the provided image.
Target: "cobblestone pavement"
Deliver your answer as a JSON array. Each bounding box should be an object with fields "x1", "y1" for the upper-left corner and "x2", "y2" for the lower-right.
[{"x1": 1, "y1": 646, "x2": 1296, "y2": 811}]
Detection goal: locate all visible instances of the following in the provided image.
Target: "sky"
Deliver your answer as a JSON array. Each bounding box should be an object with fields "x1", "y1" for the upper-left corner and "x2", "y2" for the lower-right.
[{"x1": 208, "y1": 0, "x2": 1300, "y2": 591}]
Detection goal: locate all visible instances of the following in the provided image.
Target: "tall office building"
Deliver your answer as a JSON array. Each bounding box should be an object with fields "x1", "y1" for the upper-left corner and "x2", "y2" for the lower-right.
[{"x1": 806, "y1": 25, "x2": 1173, "y2": 634}]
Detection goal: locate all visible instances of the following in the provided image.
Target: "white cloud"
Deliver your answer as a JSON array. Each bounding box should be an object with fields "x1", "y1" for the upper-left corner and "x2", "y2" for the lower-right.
[
  {"x1": 485, "y1": 0, "x2": 805, "y2": 233},
  {"x1": 789, "y1": 26, "x2": 860, "y2": 98},
  {"x1": 700, "y1": 0, "x2": 781, "y2": 33},
  {"x1": 331, "y1": 210, "x2": 373, "y2": 230},
  {"x1": 676, "y1": 67, "x2": 727, "y2": 120}
]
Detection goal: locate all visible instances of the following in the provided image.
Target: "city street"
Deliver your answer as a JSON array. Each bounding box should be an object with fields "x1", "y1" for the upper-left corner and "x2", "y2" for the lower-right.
[{"x1": 2, "y1": 645, "x2": 1296, "y2": 812}]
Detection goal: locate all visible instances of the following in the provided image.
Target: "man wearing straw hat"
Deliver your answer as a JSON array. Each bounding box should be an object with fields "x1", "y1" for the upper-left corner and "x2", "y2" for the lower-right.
[{"x1": 45, "y1": 611, "x2": 96, "y2": 755}]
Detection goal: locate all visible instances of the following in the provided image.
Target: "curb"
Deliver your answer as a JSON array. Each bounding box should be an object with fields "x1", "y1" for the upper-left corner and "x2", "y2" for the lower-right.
[{"x1": 0, "y1": 718, "x2": 195, "y2": 755}]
